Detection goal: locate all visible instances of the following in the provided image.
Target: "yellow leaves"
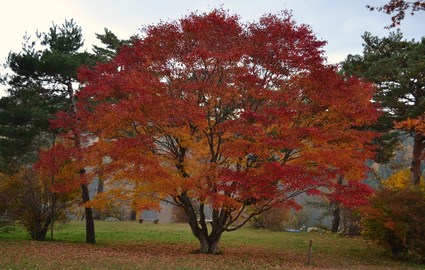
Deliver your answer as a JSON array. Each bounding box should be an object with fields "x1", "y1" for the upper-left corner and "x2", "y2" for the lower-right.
[{"x1": 383, "y1": 169, "x2": 425, "y2": 190}]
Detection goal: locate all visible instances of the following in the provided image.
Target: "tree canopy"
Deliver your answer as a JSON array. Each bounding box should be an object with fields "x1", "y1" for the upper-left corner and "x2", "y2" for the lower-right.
[{"x1": 36, "y1": 10, "x2": 380, "y2": 253}]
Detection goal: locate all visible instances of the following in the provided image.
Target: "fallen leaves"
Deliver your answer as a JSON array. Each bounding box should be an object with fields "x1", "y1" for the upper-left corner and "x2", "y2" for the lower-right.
[{"x1": 0, "y1": 239, "x2": 420, "y2": 270}]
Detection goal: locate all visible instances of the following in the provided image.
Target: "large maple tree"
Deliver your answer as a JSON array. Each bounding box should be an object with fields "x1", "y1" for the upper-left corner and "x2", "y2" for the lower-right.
[{"x1": 64, "y1": 10, "x2": 378, "y2": 253}]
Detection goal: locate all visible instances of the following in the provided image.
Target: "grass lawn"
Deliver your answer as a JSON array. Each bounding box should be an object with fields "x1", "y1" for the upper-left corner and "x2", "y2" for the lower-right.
[{"x1": 0, "y1": 221, "x2": 424, "y2": 270}]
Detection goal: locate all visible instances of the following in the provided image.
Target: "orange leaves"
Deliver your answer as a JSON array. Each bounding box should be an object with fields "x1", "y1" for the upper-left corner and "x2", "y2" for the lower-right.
[
  {"x1": 67, "y1": 10, "x2": 380, "y2": 222},
  {"x1": 396, "y1": 114, "x2": 425, "y2": 135},
  {"x1": 86, "y1": 189, "x2": 160, "y2": 213}
]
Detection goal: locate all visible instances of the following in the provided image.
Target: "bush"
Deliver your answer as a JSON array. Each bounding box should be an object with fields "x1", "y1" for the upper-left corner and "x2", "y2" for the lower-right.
[
  {"x1": 361, "y1": 188, "x2": 425, "y2": 262},
  {"x1": 0, "y1": 167, "x2": 70, "y2": 240}
]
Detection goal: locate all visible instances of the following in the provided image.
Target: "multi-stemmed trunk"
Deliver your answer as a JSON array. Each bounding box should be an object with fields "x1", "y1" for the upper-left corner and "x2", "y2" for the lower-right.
[
  {"x1": 30, "y1": 216, "x2": 52, "y2": 241},
  {"x1": 197, "y1": 232, "x2": 222, "y2": 254},
  {"x1": 178, "y1": 192, "x2": 225, "y2": 254}
]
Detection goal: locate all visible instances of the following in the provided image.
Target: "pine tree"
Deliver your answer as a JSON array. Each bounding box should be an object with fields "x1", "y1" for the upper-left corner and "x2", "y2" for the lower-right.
[{"x1": 342, "y1": 31, "x2": 425, "y2": 185}]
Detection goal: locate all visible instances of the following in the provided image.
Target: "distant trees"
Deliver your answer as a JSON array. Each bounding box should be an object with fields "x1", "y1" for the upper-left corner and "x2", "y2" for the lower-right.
[{"x1": 345, "y1": 28, "x2": 425, "y2": 262}]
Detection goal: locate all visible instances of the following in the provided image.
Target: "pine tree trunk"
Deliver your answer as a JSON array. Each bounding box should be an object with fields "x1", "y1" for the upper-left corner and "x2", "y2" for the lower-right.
[
  {"x1": 68, "y1": 80, "x2": 96, "y2": 244},
  {"x1": 411, "y1": 132, "x2": 424, "y2": 186},
  {"x1": 81, "y1": 183, "x2": 96, "y2": 244}
]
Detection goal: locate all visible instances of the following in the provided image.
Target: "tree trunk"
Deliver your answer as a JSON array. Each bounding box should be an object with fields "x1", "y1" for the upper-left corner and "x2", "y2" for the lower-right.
[
  {"x1": 81, "y1": 183, "x2": 96, "y2": 244},
  {"x1": 198, "y1": 234, "x2": 210, "y2": 253},
  {"x1": 68, "y1": 80, "x2": 96, "y2": 244},
  {"x1": 177, "y1": 193, "x2": 224, "y2": 254},
  {"x1": 331, "y1": 203, "x2": 340, "y2": 233},
  {"x1": 130, "y1": 210, "x2": 137, "y2": 221},
  {"x1": 31, "y1": 227, "x2": 49, "y2": 241},
  {"x1": 50, "y1": 191, "x2": 56, "y2": 240},
  {"x1": 31, "y1": 216, "x2": 51, "y2": 241},
  {"x1": 51, "y1": 133, "x2": 56, "y2": 240},
  {"x1": 411, "y1": 132, "x2": 424, "y2": 186},
  {"x1": 331, "y1": 175, "x2": 343, "y2": 233},
  {"x1": 197, "y1": 234, "x2": 222, "y2": 254},
  {"x1": 208, "y1": 237, "x2": 221, "y2": 254}
]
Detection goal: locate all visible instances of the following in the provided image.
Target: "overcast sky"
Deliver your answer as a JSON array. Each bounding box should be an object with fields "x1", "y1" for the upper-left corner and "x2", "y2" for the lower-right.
[{"x1": 1, "y1": 0, "x2": 424, "y2": 97}]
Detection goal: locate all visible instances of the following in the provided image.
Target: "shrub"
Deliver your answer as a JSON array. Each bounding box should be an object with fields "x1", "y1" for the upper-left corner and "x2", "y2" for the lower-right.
[
  {"x1": 361, "y1": 187, "x2": 425, "y2": 262},
  {"x1": 0, "y1": 167, "x2": 71, "y2": 240}
]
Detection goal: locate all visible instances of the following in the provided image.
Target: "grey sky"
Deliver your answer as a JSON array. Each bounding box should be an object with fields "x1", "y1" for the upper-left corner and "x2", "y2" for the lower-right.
[{"x1": 1, "y1": 0, "x2": 424, "y2": 97}]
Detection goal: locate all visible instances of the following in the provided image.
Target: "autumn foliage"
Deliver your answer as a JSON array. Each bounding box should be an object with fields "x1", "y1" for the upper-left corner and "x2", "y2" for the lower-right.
[
  {"x1": 397, "y1": 114, "x2": 425, "y2": 136},
  {"x1": 383, "y1": 169, "x2": 425, "y2": 190},
  {"x1": 39, "y1": 10, "x2": 378, "y2": 253},
  {"x1": 367, "y1": 0, "x2": 425, "y2": 28},
  {"x1": 361, "y1": 188, "x2": 425, "y2": 261},
  {"x1": 362, "y1": 169, "x2": 425, "y2": 261},
  {"x1": 0, "y1": 167, "x2": 70, "y2": 240}
]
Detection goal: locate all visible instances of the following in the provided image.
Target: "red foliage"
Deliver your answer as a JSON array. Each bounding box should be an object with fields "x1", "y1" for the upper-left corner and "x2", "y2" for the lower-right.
[
  {"x1": 361, "y1": 188, "x2": 425, "y2": 261},
  {"x1": 51, "y1": 10, "x2": 378, "y2": 233},
  {"x1": 367, "y1": 0, "x2": 425, "y2": 28}
]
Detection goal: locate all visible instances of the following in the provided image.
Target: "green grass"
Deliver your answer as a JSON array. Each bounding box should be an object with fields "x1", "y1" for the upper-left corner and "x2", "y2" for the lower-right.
[{"x1": 1, "y1": 221, "x2": 424, "y2": 270}]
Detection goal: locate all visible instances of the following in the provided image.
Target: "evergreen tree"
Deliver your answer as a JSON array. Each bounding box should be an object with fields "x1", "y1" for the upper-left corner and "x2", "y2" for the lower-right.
[
  {"x1": 1, "y1": 19, "x2": 99, "y2": 243},
  {"x1": 93, "y1": 28, "x2": 130, "y2": 61},
  {"x1": 342, "y1": 31, "x2": 425, "y2": 185}
]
